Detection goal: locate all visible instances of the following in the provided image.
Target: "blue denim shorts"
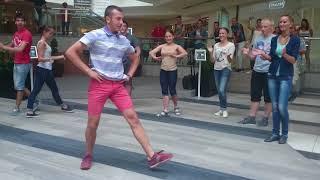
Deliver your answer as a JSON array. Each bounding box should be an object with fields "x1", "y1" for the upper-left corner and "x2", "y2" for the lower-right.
[{"x1": 13, "y1": 63, "x2": 31, "y2": 91}]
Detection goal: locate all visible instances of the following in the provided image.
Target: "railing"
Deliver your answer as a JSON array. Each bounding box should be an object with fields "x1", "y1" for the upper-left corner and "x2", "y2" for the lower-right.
[{"x1": 36, "y1": 7, "x2": 105, "y2": 36}]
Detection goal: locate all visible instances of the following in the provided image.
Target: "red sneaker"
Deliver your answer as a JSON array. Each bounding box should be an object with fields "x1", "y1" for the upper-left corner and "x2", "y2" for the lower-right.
[
  {"x1": 80, "y1": 154, "x2": 93, "y2": 170},
  {"x1": 148, "y1": 150, "x2": 173, "y2": 169}
]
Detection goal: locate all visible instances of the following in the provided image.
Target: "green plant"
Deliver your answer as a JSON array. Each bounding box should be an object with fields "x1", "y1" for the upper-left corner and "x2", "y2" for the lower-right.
[
  {"x1": 202, "y1": 48, "x2": 214, "y2": 72},
  {"x1": 195, "y1": 48, "x2": 216, "y2": 97},
  {"x1": 50, "y1": 38, "x2": 58, "y2": 55},
  {"x1": 0, "y1": 50, "x2": 13, "y2": 73},
  {"x1": 50, "y1": 38, "x2": 64, "y2": 77}
]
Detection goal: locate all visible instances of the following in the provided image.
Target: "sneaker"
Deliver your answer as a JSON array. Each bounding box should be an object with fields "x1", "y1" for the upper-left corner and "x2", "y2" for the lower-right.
[
  {"x1": 264, "y1": 134, "x2": 280, "y2": 142},
  {"x1": 259, "y1": 117, "x2": 268, "y2": 127},
  {"x1": 222, "y1": 111, "x2": 228, "y2": 118},
  {"x1": 156, "y1": 111, "x2": 169, "y2": 117},
  {"x1": 214, "y1": 110, "x2": 222, "y2": 116},
  {"x1": 61, "y1": 104, "x2": 74, "y2": 113},
  {"x1": 80, "y1": 154, "x2": 93, "y2": 170},
  {"x1": 26, "y1": 111, "x2": 40, "y2": 118},
  {"x1": 238, "y1": 116, "x2": 256, "y2": 125},
  {"x1": 174, "y1": 107, "x2": 181, "y2": 116},
  {"x1": 11, "y1": 107, "x2": 20, "y2": 116},
  {"x1": 278, "y1": 135, "x2": 288, "y2": 144},
  {"x1": 148, "y1": 150, "x2": 173, "y2": 169}
]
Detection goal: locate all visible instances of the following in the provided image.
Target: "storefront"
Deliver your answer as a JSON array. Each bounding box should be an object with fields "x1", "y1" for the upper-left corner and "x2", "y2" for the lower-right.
[{"x1": 0, "y1": 1, "x2": 36, "y2": 33}]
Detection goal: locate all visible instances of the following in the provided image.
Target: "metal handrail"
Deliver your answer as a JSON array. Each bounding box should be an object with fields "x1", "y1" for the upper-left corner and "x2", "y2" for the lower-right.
[
  {"x1": 43, "y1": 7, "x2": 104, "y2": 36},
  {"x1": 304, "y1": 37, "x2": 320, "y2": 40}
]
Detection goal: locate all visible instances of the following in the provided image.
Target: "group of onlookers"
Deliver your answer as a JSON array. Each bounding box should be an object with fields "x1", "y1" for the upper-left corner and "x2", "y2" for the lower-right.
[{"x1": 147, "y1": 14, "x2": 312, "y2": 145}]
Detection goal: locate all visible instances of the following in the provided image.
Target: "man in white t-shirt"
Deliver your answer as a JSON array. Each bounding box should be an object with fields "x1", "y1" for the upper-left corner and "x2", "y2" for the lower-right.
[{"x1": 239, "y1": 18, "x2": 275, "y2": 126}]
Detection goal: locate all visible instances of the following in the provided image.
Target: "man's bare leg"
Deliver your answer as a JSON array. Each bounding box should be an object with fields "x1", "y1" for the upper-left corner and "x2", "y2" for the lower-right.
[
  {"x1": 24, "y1": 87, "x2": 30, "y2": 97},
  {"x1": 80, "y1": 115, "x2": 100, "y2": 170},
  {"x1": 16, "y1": 90, "x2": 24, "y2": 108},
  {"x1": 85, "y1": 115, "x2": 101, "y2": 155},
  {"x1": 249, "y1": 101, "x2": 260, "y2": 117},
  {"x1": 122, "y1": 107, "x2": 173, "y2": 168},
  {"x1": 123, "y1": 108, "x2": 154, "y2": 159}
]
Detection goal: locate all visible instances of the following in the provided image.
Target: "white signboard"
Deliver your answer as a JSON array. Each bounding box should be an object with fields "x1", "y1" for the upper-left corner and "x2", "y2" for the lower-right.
[
  {"x1": 127, "y1": 27, "x2": 132, "y2": 35},
  {"x1": 195, "y1": 49, "x2": 206, "y2": 61},
  {"x1": 269, "y1": 0, "x2": 286, "y2": 9}
]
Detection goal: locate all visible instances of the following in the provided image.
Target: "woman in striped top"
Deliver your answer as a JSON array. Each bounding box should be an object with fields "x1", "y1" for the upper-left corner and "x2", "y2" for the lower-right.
[{"x1": 299, "y1": 19, "x2": 313, "y2": 71}]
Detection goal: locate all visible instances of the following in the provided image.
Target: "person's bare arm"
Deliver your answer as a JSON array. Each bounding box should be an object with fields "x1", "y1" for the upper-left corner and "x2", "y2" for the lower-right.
[
  {"x1": 65, "y1": 41, "x2": 103, "y2": 82},
  {"x1": 208, "y1": 46, "x2": 215, "y2": 63},
  {"x1": 126, "y1": 53, "x2": 139, "y2": 79},
  {"x1": 135, "y1": 46, "x2": 141, "y2": 57},
  {"x1": 37, "y1": 41, "x2": 64, "y2": 62},
  {"x1": 174, "y1": 45, "x2": 188, "y2": 58},
  {"x1": 260, "y1": 52, "x2": 272, "y2": 61},
  {"x1": 149, "y1": 44, "x2": 162, "y2": 61},
  {"x1": 1, "y1": 41, "x2": 28, "y2": 53},
  {"x1": 37, "y1": 41, "x2": 49, "y2": 62}
]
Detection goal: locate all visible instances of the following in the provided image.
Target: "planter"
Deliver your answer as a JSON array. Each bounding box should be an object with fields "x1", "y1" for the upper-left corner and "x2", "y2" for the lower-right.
[
  {"x1": 53, "y1": 59, "x2": 65, "y2": 77},
  {"x1": 0, "y1": 70, "x2": 15, "y2": 99},
  {"x1": 194, "y1": 48, "x2": 217, "y2": 97},
  {"x1": 50, "y1": 38, "x2": 64, "y2": 77},
  {"x1": 0, "y1": 51, "x2": 15, "y2": 99}
]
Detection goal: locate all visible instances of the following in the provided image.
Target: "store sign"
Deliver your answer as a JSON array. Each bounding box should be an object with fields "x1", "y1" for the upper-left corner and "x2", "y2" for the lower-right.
[
  {"x1": 269, "y1": 0, "x2": 286, "y2": 9},
  {"x1": 74, "y1": 0, "x2": 92, "y2": 11}
]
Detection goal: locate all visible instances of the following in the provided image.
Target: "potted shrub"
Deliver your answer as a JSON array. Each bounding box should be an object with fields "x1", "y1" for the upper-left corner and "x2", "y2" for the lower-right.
[
  {"x1": 195, "y1": 48, "x2": 217, "y2": 97},
  {"x1": 51, "y1": 38, "x2": 64, "y2": 77},
  {"x1": 0, "y1": 50, "x2": 15, "y2": 99}
]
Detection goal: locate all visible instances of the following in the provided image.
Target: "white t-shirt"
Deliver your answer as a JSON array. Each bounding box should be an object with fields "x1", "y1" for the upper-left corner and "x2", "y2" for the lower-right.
[
  {"x1": 37, "y1": 40, "x2": 53, "y2": 70},
  {"x1": 213, "y1": 42, "x2": 235, "y2": 70}
]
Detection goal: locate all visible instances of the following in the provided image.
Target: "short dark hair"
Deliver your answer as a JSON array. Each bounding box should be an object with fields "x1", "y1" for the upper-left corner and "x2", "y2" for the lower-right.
[
  {"x1": 123, "y1": 20, "x2": 128, "y2": 27},
  {"x1": 214, "y1": 21, "x2": 219, "y2": 25},
  {"x1": 219, "y1": 27, "x2": 229, "y2": 34},
  {"x1": 15, "y1": 13, "x2": 25, "y2": 21},
  {"x1": 257, "y1": 18, "x2": 262, "y2": 23},
  {"x1": 104, "y1": 5, "x2": 123, "y2": 18},
  {"x1": 176, "y1": 15, "x2": 182, "y2": 19}
]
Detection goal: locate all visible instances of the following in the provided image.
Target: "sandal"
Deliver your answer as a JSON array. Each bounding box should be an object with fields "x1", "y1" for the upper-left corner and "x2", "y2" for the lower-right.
[
  {"x1": 174, "y1": 107, "x2": 181, "y2": 116},
  {"x1": 156, "y1": 111, "x2": 169, "y2": 117}
]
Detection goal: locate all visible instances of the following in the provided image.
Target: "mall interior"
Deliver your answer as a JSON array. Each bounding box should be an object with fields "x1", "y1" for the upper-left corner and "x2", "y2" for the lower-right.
[
  {"x1": 1, "y1": 0, "x2": 319, "y2": 83},
  {"x1": 1, "y1": 1, "x2": 320, "y2": 179}
]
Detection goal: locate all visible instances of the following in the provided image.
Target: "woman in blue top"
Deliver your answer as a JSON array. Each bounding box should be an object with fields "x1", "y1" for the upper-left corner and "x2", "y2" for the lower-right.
[{"x1": 258, "y1": 15, "x2": 300, "y2": 144}]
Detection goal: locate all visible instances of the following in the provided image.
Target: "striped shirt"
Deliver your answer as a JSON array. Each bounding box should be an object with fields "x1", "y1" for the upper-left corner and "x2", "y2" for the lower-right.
[{"x1": 80, "y1": 26, "x2": 135, "y2": 81}]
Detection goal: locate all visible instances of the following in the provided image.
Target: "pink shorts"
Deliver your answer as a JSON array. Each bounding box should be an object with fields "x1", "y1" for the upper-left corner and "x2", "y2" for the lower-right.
[{"x1": 88, "y1": 79, "x2": 133, "y2": 116}]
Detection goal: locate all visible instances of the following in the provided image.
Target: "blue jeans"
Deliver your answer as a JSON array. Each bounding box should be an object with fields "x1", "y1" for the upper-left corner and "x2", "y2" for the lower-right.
[
  {"x1": 62, "y1": 21, "x2": 70, "y2": 35},
  {"x1": 13, "y1": 63, "x2": 31, "y2": 91},
  {"x1": 27, "y1": 67, "x2": 63, "y2": 109},
  {"x1": 160, "y1": 69, "x2": 177, "y2": 96},
  {"x1": 268, "y1": 76, "x2": 292, "y2": 136},
  {"x1": 214, "y1": 68, "x2": 231, "y2": 110}
]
